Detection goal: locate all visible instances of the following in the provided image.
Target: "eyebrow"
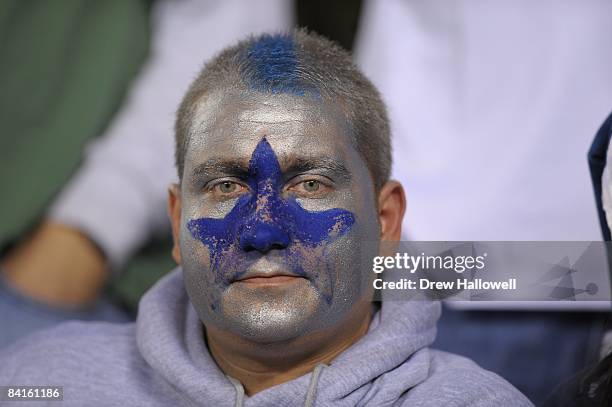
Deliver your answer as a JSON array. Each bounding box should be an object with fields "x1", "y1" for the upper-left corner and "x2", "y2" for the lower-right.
[
  {"x1": 190, "y1": 159, "x2": 250, "y2": 182},
  {"x1": 189, "y1": 155, "x2": 351, "y2": 183},
  {"x1": 282, "y1": 155, "x2": 351, "y2": 182}
]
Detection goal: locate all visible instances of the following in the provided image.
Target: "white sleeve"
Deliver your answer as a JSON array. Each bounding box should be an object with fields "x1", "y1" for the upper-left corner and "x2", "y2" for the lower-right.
[
  {"x1": 49, "y1": 0, "x2": 292, "y2": 271},
  {"x1": 354, "y1": 0, "x2": 612, "y2": 241}
]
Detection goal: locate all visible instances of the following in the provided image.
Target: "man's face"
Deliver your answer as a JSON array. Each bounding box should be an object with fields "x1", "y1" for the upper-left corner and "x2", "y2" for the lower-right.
[{"x1": 176, "y1": 90, "x2": 380, "y2": 342}]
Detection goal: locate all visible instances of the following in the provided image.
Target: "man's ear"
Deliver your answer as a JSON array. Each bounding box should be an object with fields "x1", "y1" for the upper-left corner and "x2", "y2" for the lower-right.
[
  {"x1": 377, "y1": 180, "x2": 406, "y2": 241},
  {"x1": 168, "y1": 183, "x2": 182, "y2": 264}
]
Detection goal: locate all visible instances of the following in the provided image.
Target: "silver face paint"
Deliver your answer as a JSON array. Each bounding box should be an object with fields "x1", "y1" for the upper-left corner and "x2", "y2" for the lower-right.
[{"x1": 180, "y1": 90, "x2": 380, "y2": 342}]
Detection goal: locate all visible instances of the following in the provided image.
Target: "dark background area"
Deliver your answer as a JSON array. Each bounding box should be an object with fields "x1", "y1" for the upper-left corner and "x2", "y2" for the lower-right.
[{"x1": 296, "y1": 0, "x2": 362, "y2": 51}]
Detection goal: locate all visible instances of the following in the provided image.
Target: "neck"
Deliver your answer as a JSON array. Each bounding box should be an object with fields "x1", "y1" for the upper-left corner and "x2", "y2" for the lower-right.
[{"x1": 206, "y1": 301, "x2": 372, "y2": 396}]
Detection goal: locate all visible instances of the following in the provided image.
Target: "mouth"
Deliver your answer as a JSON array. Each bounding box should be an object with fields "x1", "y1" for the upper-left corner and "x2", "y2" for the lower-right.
[
  {"x1": 237, "y1": 275, "x2": 305, "y2": 286},
  {"x1": 232, "y1": 258, "x2": 306, "y2": 286}
]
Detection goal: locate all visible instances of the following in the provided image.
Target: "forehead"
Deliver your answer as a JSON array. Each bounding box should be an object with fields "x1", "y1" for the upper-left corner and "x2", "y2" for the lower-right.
[{"x1": 185, "y1": 90, "x2": 357, "y2": 168}]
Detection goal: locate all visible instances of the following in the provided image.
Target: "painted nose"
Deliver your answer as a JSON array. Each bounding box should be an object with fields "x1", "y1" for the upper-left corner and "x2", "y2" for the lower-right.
[{"x1": 239, "y1": 222, "x2": 290, "y2": 253}]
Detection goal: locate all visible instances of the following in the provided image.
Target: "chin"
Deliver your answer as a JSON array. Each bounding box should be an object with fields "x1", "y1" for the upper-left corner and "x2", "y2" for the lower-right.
[{"x1": 217, "y1": 281, "x2": 330, "y2": 343}]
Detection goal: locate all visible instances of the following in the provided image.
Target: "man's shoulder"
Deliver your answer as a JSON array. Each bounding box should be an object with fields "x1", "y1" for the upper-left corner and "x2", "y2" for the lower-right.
[
  {"x1": 0, "y1": 321, "x2": 141, "y2": 383},
  {"x1": 0, "y1": 321, "x2": 186, "y2": 405},
  {"x1": 404, "y1": 349, "x2": 533, "y2": 406},
  {"x1": 4, "y1": 319, "x2": 136, "y2": 352}
]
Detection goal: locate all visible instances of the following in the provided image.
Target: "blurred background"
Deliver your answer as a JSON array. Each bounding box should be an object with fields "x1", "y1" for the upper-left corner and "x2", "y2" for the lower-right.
[{"x1": 1, "y1": 0, "x2": 612, "y2": 404}]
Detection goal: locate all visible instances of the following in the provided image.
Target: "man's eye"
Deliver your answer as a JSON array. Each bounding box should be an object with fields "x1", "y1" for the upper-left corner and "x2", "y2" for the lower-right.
[
  {"x1": 211, "y1": 181, "x2": 245, "y2": 196},
  {"x1": 219, "y1": 182, "x2": 237, "y2": 193},
  {"x1": 288, "y1": 178, "x2": 331, "y2": 197},
  {"x1": 302, "y1": 180, "x2": 320, "y2": 192}
]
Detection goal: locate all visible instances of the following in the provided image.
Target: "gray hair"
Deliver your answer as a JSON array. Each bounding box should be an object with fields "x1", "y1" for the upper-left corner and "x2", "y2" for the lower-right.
[{"x1": 175, "y1": 29, "x2": 391, "y2": 191}]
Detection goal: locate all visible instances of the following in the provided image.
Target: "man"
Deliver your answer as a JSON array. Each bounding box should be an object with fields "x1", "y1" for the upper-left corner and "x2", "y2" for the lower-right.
[{"x1": 0, "y1": 30, "x2": 530, "y2": 406}]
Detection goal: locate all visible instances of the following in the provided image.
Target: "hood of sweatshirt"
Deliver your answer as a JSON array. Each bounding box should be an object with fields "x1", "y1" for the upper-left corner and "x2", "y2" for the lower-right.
[
  {"x1": 135, "y1": 269, "x2": 530, "y2": 406},
  {"x1": 588, "y1": 110, "x2": 612, "y2": 241},
  {"x1": 137, "y1": 270, "x2": 438, "y2": 406}
]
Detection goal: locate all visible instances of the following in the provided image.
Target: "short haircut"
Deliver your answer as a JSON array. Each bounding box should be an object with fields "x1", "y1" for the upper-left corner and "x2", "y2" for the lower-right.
[{"x1": 175, "y1": 29, "x2": 391, "y2": 191}]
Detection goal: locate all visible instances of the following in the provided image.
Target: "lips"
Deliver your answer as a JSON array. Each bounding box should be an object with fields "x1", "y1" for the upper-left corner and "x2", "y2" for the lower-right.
[
  {"x1": 235, "y1": 270, "x2": 303, "y2": 283},
  {"x1": 231, "y1": 258, "x2": 305, "y2": 284},
  {"x1": 237, "y1": 276, "x2": 304, "y2": 286}
]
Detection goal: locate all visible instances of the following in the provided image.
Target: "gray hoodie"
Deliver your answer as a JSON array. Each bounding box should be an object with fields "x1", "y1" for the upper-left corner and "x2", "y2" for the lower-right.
[{"x1": 0, "y1": 270, "x2": 531, "y2": 406}]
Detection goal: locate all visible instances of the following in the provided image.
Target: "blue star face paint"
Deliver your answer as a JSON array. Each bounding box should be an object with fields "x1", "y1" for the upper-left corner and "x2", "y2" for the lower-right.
[
  {"x1": 187, "y1": 137, "x2": 355, "y2": 305},
  {"x1": 180, "y1": 92, "x2": 380, "y2": 342}
]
